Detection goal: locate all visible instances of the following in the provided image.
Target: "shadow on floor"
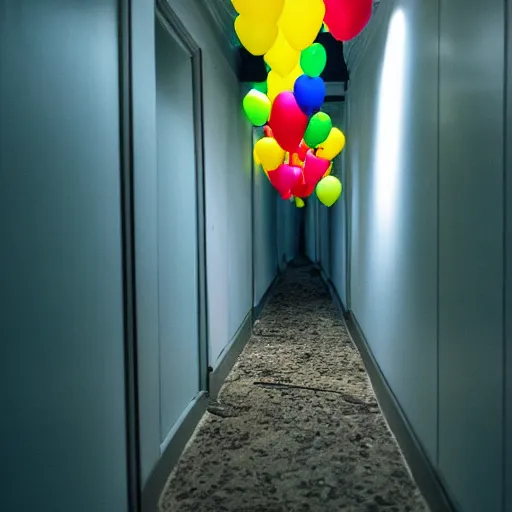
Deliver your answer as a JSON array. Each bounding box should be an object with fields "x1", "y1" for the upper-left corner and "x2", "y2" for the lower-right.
[{"x1": 159, "y1": 263, "x2": 427, "y2": 512}]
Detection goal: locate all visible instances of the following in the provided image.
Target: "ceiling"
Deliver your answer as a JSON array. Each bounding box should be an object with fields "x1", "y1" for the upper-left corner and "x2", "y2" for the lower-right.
[{"x1": 203, "y1": 0, "x2": 382, "y2": 82}]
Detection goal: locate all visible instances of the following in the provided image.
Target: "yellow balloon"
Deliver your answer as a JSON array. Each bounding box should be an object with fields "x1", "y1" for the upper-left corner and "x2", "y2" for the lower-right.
[
  {"x1": 316, "y1": 176, "x2": 342, "y2": 207},
  {"x1": 291, "y1": 153, "x2": 304, "y2": 167},
  {"x1": 232, "y1": 0, "x2": 284, "y2": 23},
  {"x1": 264, "y1": 30, "x2": 300, "y2": 77},
  {"x1": 235, "y1": 15, "x2": 278, "y2": 56},
  {"x1": 316, "y1": 128, "x2": 346, "y2": 160},
  {"x1": 279, "y1": 0, "x2": 326, "y2": 51},
  {"x1": 323, "y1": 162, "x2": 333, "y2": 177},
  {"x1": 295, "y1": 197, "x2": 305, "y2": 208},
  {"x1": 254, "y1": 137, "x2": 285, "y2": 171},
  {"x1": 267, "y1": 63, "x2": 303, "y2": 102}
]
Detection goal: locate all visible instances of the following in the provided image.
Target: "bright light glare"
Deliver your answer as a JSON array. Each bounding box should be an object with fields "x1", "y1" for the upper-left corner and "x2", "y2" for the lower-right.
[{"x1": 373, "y1": 9, "x2": 407, "y2": 236}]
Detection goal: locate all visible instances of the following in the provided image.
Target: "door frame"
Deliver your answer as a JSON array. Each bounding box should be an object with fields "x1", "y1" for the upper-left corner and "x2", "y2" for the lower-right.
[
  {"x1": 117, "y1": 1, "x2": 209, "y2": 509},
  {"x1": 118, "y1": 0, "x2": 142, "y2": 509}
]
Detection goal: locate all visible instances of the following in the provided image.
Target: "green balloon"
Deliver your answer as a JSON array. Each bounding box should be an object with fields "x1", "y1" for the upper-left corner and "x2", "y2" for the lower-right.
[
  {"x1": 243, "y1": 89, "x2": 271, "y2": 127},
  {"x1": 304, "y1": 112, "x2": 332, "y2": 148},
  {"x1": 300, "y1": 43, "x2": 327, "y2": 78},
  {"x1": 253, "y1": 81, "x2": 268, "y2": 95}
]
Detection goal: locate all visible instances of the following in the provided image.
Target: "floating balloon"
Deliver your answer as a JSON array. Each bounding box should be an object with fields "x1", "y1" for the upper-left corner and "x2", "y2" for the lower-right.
[
  {"x1": 281, "y1": 190, "x2": 293, "y2": 200},
  {"x1": 300, "y1": 43, "x2": 327, "y2": 78},
  {"x1": 323, "y1": 0, "x2": 373, "y2": 42},
  {"x1": 263, "y1": 125, "x2": 273, "y2": 138},
  {"x1": 267, "y1": 163, "x2": 303, "y2": 196},
  {"x1": 296, "y1": 139, "x2": 309, "y2": 161},
  {"x1": 293, "y1": 75, "x2": 326, "y2": 116},
  {"x1": 267, "y1": 63, "x2": 303, "y2": 102},
  {"x1": 232, "y1": 0, "x2": 285, "y2": 23},
  {"x1": 290, "y1": 153, "x2": 304, "y2": 167},
  {"x1": 316, "y1": 175, "x2": 342, "y2": 206},
  {"x1": 235, "y1": 15, "x2": 278, "y2": 55},
  {"x1": 295, "y1": 197, "x2": 305, "y2": 208},
  {"x1": 243, "y1": 89, "x2": 271, "y2": 126},
  {"x1": 268, "y1": 91, "x2": 308, "y2": 152},
  {"x1": 303, "y1": 150, "x2": 331, "y2": 187},
  {"x1": 279, "y1": 0, "x2": 326, "y2": 51},
  {"x1": 252, "y1": 81, "x2": 268, "y2": 94},
  {"x1": 316, "y1": 127, "x2": 346, "y2": 160},
  {"x1": 264, "y1": 30, "x2": 300, "y2": 78},
  {"x1": 292, "y1": 178, "x2": 316, "y2": 198},
  {"x1": 304, "y1": 112, "x2": 332, "y2": 148},
  {"x1": 254, "y1": 137, "x2": 286, "y2": 171}
]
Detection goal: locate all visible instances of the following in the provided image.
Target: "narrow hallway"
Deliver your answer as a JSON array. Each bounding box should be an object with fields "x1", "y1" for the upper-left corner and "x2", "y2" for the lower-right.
[{"x1": 160, "y1": 261, "x2": 426, "y2": 512}]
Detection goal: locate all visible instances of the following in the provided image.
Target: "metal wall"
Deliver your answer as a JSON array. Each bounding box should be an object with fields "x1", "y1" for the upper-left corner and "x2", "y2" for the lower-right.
[
  {"x1": 132, "y1": 0, "x2": 268, "y2": 486},
  {"x1": 438, "y1": 0, "x2": 505, "y2": 509},
  {"x1": 0, "y1": 1, "x2": 129, "y2": 510},
  {"x1": 329, "y1": 0, "x2": 509, "y2": 509}
]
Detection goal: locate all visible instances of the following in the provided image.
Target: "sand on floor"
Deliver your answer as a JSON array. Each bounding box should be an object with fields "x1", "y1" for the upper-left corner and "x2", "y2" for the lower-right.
[{"x1": 159, "y1": 262, "x2": 427, "y2": 512}]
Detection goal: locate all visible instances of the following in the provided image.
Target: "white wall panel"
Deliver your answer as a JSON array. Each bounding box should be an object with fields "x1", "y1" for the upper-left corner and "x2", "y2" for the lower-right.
[
  {"x1": 133, "y1": 0, "x2": 251, "y2": 482},
  {"x1": 166, "y1": 0, "x2": 253, "y2": 365},
  {"x1": 132, "y1": 0, "x2": 161, "y2": 484},
  {"x1": 253, "y1": 132, "x2": 278, "y2": 307},
  {"x1": 0, "y1": 2, "x2": 128, "y2": 509},
  {"x1": 438, "y1": 0, "x2": 505, "y2": 509},
  {"x1": 345, "y1": 0, "x2": 438, "y2": 462},
  {"x1": 328, "y1": 105, "x2": 348, "y2": 305},
  {"x1": 155, "y1": 18, "x2": 200, "y2": 446},
  {"x1": 506, "y1": 4, "x2": 512, "y2": 511},
  {"x1": 227, "y1": 92, "x2": 253, "y2": 337}
]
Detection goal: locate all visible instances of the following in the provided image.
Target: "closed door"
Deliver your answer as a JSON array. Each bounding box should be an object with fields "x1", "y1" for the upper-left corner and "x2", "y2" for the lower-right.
[{"x1": 155, "y1": 16, "x2": 200, "y2": 445}]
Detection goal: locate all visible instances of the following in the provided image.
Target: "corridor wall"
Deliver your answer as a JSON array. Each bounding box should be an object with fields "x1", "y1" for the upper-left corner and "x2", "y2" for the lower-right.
[
  {"x1": 0, "y1": 2, "x2": 129, "y2": 511},
  {"x1": 323, "y1": 0, "x2": 508, "y2": 510},
  {"x1": 328, "y1": 104, "x2": 348, "y2": 306},
  {"x1": 154, "y1": 17, "x2": 200, "y2": 449},
  {"x1": 253, "y1": 131, "x2": 279, "y2": 307},
  {"x1": 276, "y1": 197, "x2": 300, "y2": 269},
  {"x1": 305, "y1": 198, "x2": 318, "y2": 263},
  {"x1": 131, "y1": 0, "x2": 262, "y2": 489},
  {"x1": 507, "y1": 2, "x2": 512, "y2": 508}
]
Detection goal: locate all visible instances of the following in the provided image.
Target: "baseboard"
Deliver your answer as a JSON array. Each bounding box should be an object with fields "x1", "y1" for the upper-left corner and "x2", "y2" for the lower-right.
[
  {"x1": 208, "y1": 310, "x2": 253, "y2": 399},
  {"x1": 320, "y1": 270, "x2": 457, "y2": 512},
  {"x1": 141, "y1": 391, "x2": 209, "y2": 512},
  {"x1": 319, "y1": 269, "x2": 347, "y2": 314},
  {"x1": 253, "y1": 273, "x2": 280, "y2": 320}
]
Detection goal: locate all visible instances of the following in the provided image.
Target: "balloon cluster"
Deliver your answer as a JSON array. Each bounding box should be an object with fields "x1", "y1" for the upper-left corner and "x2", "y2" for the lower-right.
[{"x1": 234, "y1": 0, "x2": 373, "y2": 208}]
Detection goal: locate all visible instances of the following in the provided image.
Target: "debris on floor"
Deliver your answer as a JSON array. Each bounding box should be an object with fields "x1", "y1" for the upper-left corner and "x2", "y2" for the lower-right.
[{"x1": 159, "y1": 263, "x2": 427, "y2": 512}]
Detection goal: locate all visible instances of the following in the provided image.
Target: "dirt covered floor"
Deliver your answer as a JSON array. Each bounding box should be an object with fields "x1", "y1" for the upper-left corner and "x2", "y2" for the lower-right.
[{"x1": 159, "y1": 262, "x2": 427, "y2": 512}]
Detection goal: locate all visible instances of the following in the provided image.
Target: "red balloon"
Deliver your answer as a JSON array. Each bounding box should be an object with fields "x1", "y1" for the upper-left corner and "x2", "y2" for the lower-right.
[
  {"x1": 281, "y1": 190, "x2": 293, "y2": 200},
  {"x1": 303, "y1": 150, "x2": 330, "y2": 187},
  {"x1": 292, "y1": 178, "x2": 316, "y2": 198},
  {"x1": 267, "y1": 164, "x2": 302, "y2": 196},
  {"x1": 324, "y1": 0, "x2": 373, "y2": 42},
  {"x1": 268, "y1": 92, "x2": 308, "y2": 153},
  {"x1": 296, "y1": 140, "x2": 309, "y2": 161},
  {"x1": 263, "y1": 125, "x2": 273, "y2": 138}
]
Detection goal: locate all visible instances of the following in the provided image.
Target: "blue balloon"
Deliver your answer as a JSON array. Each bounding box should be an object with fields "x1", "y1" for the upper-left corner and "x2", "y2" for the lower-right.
[{"x1": 293, "y1": 75, "x2": 326, "y2": 116}]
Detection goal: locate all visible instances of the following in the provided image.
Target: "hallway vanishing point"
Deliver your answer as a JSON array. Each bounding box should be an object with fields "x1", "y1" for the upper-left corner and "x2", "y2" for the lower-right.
[{"x1": 160, "y1": 261, "x2": 426, "y2": 512}]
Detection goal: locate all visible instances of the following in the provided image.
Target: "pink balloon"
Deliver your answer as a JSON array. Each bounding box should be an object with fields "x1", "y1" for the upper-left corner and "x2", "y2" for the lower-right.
[
  {"x1": 268, "y1": 92, "x2": 308, "y2": 152},
  {"x1": 268, "y1": 164, "x2": 303, "y2": 195},
  {"x1": 303, "y1": 150, "x2": 330, "y2": 186},
  {"x1": 324, "y1": 0, "x2": 373, "y2": 42}
]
